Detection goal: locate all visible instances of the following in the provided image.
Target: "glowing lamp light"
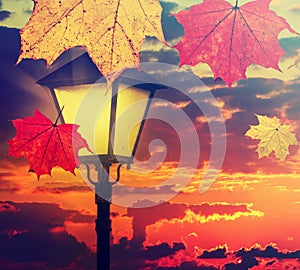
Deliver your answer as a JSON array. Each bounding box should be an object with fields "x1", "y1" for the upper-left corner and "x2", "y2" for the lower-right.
[
  {"x1": 51, "y1": 80, "x2": 154, "y2": 165},
  {"x1": 37, "y1": 52, "x2": 164, "y2": 166}
]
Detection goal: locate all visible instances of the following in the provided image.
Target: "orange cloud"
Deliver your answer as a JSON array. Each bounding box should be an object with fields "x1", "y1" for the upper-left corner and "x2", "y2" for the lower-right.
[{"x1": 145, "y1": 203, "x2": 263, "y2": 251}]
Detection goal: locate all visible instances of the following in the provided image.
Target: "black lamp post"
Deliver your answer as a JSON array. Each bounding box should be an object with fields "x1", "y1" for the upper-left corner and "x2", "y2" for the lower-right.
[{"x1": 37, "y1": 52, "x2": 165, "y2": 270}]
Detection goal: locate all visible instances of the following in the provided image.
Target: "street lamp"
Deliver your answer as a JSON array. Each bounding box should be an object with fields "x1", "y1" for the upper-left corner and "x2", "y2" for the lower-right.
[{"x1": 37, "y1": 52, "x2": 165, "y2": 270}]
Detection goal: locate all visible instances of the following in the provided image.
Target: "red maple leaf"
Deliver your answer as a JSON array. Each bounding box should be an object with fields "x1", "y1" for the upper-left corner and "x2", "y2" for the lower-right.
[
  {"x1": 7, "y1": 110, "x2": 92, "y2": 179},
  {"x1": 173, "y1": 0, "x2": 297, "y2": 87}
]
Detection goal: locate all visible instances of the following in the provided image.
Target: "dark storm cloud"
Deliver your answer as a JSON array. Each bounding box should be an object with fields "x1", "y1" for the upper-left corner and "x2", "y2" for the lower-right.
[
  {"x1": 198, "y1": 247, "x2": 227, "y2": 259},
  {"x1": 0, "y1": 202, "x2": 18, "y2": 212},
  {"x1": 225, "y1": 256, "x2": 259, "y2": 270},
  {"x1": 0, "y1": 201, "x2": 95, "y2": 269},
  {"x1": 111, "y1": 237, "x2": 185, "y2": 269},
  {"x1": 144, "y1": 242, "x2": 185, "y2": 260},
  {"x1": 0, "y1": 10, "x2": 11, "y2": 21},
  {"x1": 157, "y1": 261, "x2": 218, "y2": 270},
  {"x1": 235, "y1": 245, "x2": 300, "y2": 259},
  {"x1": 225, "y1": 245, "x2": 300, "y2": 269},
  {"x1": 120, "y1": 242, "x2": 300, "y2": 270},
  {"x1": 2, "y1": 231, "x2": 86, "y2": 266},
  {"x1": 0, "y1": 27, "x2": 20, "y2": 66},
  {"x1": 0, "y1": 1, "x2": 12, "y2": 21},
  {"x1": 266, "y1": 260, "x2": 276, "y2": 266},
  {"x1": 0, "y1": 201, "x2": 94, "y2": 231}
]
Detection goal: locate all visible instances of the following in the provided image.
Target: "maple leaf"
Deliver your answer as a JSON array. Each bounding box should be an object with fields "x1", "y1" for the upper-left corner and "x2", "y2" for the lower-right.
[
  {"x1": 173, "y1": 0, "x2": 297, "y2": 87},
  {"x1": 245, "y1": 114, "x2": 298, "y2": 162},
  {"x1": 7, "y1": 110, "x2": 92, "y2": 179},
  {"x1": 17, "y1": 0, "x2": 165, "y2": 84}
]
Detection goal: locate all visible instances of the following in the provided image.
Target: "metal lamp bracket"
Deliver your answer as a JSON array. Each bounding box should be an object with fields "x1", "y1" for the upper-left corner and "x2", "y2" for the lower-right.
[{"x1": 82, "y1": 162, "x2": 129, "y2": 187}]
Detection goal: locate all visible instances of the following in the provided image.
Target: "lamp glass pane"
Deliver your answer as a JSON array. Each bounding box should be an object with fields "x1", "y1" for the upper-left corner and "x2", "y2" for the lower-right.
[
  {"x1": 54, "y1": 83, "x2": 111, "y2": 156},
  {"x1": 114, "y1": 84, "x2": 151, "y2": 158}
]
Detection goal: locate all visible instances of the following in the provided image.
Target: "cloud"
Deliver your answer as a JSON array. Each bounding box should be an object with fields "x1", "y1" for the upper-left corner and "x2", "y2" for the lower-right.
[
  {"x1": 141, "y1": 48, "x2": 179, "y2": 65},
  {"x1": 0, "y1": 179, "x2": 20, "y2": 193},
  {"x1": 127, "y1": 202, "x2": 187, "y2": 244},
  {"x1": 224, "y1": 256, "x2": 259, "y2": 270},
  {"x1": 139, "y1": 38, "x2": 300, "y2": 176},
  {"x1": 23, "y1": 8, "x2": 33, "y2": 15},
  {"x1": 280, "y1": 37, "x2": 300, "y2": 58},
  {"x1": 289, "y1": 4, "x2": 300, "y2": 13},
  {"x1": 3, "y1": 231, "x2": 86, "y2": 267},
  {"x1": 235, "y1": 245, "x2": 300, "y2": 259},
  {"x1": 0, "y1": 1, "x2": 12, "y2": 21},
  {"x1": 0, "y1": 11, "x2": 11, "y2": 21},
  {"x1": 0, "y1": 201, "x2": 94, "y2": 231},
  {"x1": 127, "y1": 201, "x2": 262, "y2": 250},
  {"x1": 114, "y1": 184, "x2": 178, "y2": 197},
  {"x1": 33, "y1": 185, "x2": 91, "y2": 194},
  {"x1": 189, "y1": 202, "x2": 251, "y2": 217},
  {"x1": 111, "y1": 237, "x2": 185, "y2": 269},
  {"x1": 152, "y1": 244, "x2": 300, "y2": 270},
  {"x1": 160, "y1": 1, "x2": 183, "y2": 42},
  {"x1": 207, "y1": 77, "x2": 300, "y2": 174},
  {"x1": 157, "y1": 261, "x2": 218, "y2": 270},
  {"x1": 0, "y1": 27, "x2": 20, "y2": 64},
  {"x1": 0, "y1": 3, "x2": 298, "y2": 270},
  {"x1": 144, "y1": 242, "x2": 185, "y2": 260},
  {"x1": 0, "y1": 202, "x2": 18, "y2": 212},
  {"x1": 224, "y1": 244, "x2": 300, "y2": 269},
  {"x1": 198, "y1": 247, "x2": 227, "y2": 259},
  {"x1": 0, "y1": 201, "x2": 95, "y2": 269},
  {"x1": 0, "y1": 186, "x2": 19, "y2": 193}
]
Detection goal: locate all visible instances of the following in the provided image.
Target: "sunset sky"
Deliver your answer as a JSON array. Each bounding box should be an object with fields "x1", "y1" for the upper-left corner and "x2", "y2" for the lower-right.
[{"x1": 0, "y1": 0, "x2": 300, "y2": 269}]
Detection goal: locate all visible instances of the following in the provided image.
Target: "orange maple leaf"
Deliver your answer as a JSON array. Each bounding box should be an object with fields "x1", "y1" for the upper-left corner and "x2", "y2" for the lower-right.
[{"x1": 17, "y1": 0, "x2": 165, "y2": 84}]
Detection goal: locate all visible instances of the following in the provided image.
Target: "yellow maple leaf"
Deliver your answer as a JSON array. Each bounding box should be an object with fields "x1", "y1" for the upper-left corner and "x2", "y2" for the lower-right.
[
  {"x1": 17, "y1": 0, "x2": 165, "y2": 84},
  {"x1": 245, "y1": 114, "x2": 298, "y2": 162}
]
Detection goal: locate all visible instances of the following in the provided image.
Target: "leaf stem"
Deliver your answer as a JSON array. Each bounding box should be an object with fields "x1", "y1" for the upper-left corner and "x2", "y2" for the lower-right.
[
  {"x1": 235, "y1": 0, "x2": 238, "y2": 8},
  {"x1": 54, "y1": 106, "x2": 65, "y2": 126}
]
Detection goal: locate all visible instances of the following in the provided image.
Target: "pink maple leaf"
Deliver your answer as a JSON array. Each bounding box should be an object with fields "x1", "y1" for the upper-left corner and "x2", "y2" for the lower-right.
[{"x1": 173, "y1": 0, "x2": 297, "y2": 87}]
